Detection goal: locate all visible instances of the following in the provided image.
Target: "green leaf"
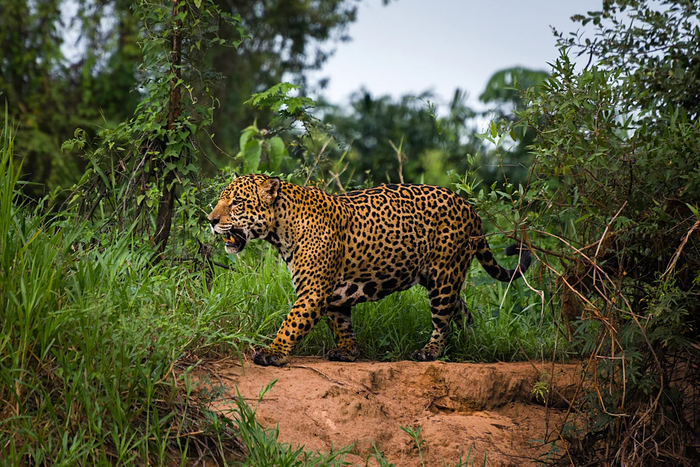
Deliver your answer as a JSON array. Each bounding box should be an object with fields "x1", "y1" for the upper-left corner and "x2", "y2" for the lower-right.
[
  {"x1": 243, "y1": 140, "x2": 262, "y2": 174},
  {"x1": 244, "y1": 83, "x2": 316, "y2": 114},
  {"x1": 268, "y1": 137, "x2": 286, "y2": 172},
  {"x1": 239, "y1": 123, "x2": 258, "y2": 152}
]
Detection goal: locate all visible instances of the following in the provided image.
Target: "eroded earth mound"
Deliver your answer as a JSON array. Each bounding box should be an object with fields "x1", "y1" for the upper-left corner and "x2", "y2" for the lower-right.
[{"x1": 203, "y1": 357, "x2": 581, "y2": 466}]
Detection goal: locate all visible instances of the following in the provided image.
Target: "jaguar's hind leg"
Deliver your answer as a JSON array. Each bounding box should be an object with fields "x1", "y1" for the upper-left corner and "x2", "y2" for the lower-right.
[
  {"x1": 413, "y1": 264, "x2": 470, "y2": 361},
  {"x1": 412, "y1": 294, "x2": 462, "y2": 361},
  {"x1": 326, "y1": 305, "x2": 360, "y2": 362}
]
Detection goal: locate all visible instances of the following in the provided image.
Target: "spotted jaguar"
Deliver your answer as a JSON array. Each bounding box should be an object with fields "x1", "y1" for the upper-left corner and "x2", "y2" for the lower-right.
[{"x1": 208, "y1": 174, "x2": 531, "y2": 366}]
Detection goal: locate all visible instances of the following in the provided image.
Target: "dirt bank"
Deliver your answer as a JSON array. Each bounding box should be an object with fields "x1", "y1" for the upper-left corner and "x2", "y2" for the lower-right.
[{"x1": 203, "y1": 357, "x2": 581, "y2": 466}]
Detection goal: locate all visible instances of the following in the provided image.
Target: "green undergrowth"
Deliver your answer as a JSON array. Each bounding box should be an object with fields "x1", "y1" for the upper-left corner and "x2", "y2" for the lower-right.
[
  {"x1": 0, "y1": 127, "x2": 237, "y2": 464},
  {"x1": 218, "y1": 241, "x2": 567, "y2": 363}
]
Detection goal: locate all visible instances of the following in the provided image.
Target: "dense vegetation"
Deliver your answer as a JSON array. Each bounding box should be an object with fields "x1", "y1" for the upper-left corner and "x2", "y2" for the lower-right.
[{"x1": 1, "y1": 0, "x2": 698, "y2": 465}]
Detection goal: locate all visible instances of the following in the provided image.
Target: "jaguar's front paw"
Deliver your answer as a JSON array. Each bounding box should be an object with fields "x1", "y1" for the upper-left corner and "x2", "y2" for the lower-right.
[
  {"x1": 411, "y1": 347, "x2": 440, "y2": 362},
  {"x1": 253, "y1": 348, "x2": 288, "y2": 367}
]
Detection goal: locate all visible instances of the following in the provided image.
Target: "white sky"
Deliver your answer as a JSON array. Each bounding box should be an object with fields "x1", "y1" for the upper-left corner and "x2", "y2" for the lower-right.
[{"x1": 309, "y1": 0, "x2": 601, "y2": 111}]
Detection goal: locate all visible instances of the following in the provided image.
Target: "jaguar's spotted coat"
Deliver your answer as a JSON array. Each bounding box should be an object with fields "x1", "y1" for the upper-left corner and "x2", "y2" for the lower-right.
[{"x1": 208, "y1": 174, "x2": 531, "y2": 366}]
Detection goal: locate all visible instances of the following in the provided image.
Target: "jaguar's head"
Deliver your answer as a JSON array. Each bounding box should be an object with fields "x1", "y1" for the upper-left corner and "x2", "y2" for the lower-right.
[{"x1": 207, "y1": 174, "x2": 281, "y2": 254}]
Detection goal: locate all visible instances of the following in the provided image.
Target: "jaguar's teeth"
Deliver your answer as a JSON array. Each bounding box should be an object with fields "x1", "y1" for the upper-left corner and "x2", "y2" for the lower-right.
[{"x1": 224, "y1": 236, "x2": 233, "y2": 242}]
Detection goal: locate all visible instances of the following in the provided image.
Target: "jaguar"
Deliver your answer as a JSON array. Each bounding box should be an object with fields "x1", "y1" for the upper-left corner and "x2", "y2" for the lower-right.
[{"x1": 208, "y1": 174, "x2": 531, "y2": 366}]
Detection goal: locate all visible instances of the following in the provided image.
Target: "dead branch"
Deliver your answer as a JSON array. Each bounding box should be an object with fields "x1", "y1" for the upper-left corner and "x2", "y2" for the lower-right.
[{"x1": 662, "y1": 219, "x2": 700, "y2": 281}]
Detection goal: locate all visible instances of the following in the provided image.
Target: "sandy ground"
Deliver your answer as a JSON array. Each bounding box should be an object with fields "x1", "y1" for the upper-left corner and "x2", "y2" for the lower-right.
[{"x1": 196, "y1": 356, "x2": 582, "y2": 466}]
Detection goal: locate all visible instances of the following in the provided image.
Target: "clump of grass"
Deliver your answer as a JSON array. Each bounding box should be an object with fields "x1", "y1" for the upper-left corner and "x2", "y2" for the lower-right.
[{"x1": 0, "y1": 118, "x2": 247, "y2": 465}]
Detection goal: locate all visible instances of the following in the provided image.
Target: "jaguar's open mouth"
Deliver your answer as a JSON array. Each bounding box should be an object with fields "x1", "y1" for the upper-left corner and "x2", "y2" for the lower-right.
[{"x1": 223, "y1": 228, "x2": 247, "y2": 254}]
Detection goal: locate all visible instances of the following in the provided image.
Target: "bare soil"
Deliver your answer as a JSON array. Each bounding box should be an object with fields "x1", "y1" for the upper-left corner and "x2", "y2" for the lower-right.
[{"x1": 205, "y1": 357, "x2": 582, "y2": 466}]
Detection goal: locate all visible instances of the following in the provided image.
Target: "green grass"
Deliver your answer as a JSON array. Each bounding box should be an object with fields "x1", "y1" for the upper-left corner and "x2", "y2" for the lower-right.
[{"x1": 1, "y1": 127, "x2": 235, "y2": 464}]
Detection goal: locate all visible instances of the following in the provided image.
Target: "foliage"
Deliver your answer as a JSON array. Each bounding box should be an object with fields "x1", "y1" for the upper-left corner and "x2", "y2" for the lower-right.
[
  {"x1": 203, "y1": 0, "x2": 361, "y2": 160},
  {"x1": 480, "y1": 67, "x2": 549, "y2": 114},
  {"x1": 483, "y1": 1, "x2": 700, "y2": 464},
  {"x1": 241, "y1": 81, "x2": 345, "y2": 186},
  {"x1": 314, "y1": 69, "x2": 548, "y2": 191},
  {"x1": 0, "y1": 115, "x2": 247, "y2": 465},
  {"x1": 0, "y1": 0, "x2": 141, "y2": 198},
  {"x1": 478, "y1": 66, "x2": 549, "y2": 186},
  {"x1": 234, "y1": 83, "x2": 320, "y2": 176},
  {"x1": 560, "y1": 0, "x2": 700, "y2": 120},
  {"x1": 245, "y1": 83, "x2": 317, "y2": 117},
  {"x1": 236, "y1": 121, "x2": 288, "y2": 174},
  {"x1": 0, "y1": 0, "x2": 362, "y2": 196}
]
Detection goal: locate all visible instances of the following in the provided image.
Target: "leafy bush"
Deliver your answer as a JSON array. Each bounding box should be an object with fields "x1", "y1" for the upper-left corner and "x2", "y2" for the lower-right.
[{"x1": 478, "y1": 2, "x2": 700, "y2": 464}]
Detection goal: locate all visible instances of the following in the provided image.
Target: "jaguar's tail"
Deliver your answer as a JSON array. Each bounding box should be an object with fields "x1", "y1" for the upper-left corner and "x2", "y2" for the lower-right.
[{"x1": 475, "y1": 237, "x2": 531, "y2": 282}]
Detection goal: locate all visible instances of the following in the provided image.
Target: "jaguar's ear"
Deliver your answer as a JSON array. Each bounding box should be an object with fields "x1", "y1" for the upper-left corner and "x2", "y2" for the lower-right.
[
  {"x1": 231, "y1": 173, "x2": 238, "y2": 181},
  {"x1": 261, "y1": 177, "x2": 280, "y2": 203}
]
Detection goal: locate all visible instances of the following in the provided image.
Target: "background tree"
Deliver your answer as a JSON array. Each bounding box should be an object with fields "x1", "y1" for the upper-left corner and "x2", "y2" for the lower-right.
[
  {"x1": 0, "y1": 0, "x2": 363, "y2": 197},
  {"x1": 561, "y1": 0, "x2": 700, "y2": 120},
  {"x1": 317, "y1": 68, "x2": 548, "y2": 190},
  {"x1": 0, "y1": 0, "x2": 141, "y2": 197},
  {"x1": 205, "y1": 0, "x2": 361, "y2": 163},
  {"x1": 62, "y1": 0, "x2": 251, "y2": 259},
  {"x1": 321, "y1": 89, "x2": 481, "y2": 187},
  {"x1": 477, "y1": 66, "x2": 548, "y2": 186}
]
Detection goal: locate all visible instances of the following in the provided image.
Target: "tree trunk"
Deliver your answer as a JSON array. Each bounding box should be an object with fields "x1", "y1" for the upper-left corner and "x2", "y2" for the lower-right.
[{"x1": 153, "y1": 0, "x2": 182, "y2": 258}]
